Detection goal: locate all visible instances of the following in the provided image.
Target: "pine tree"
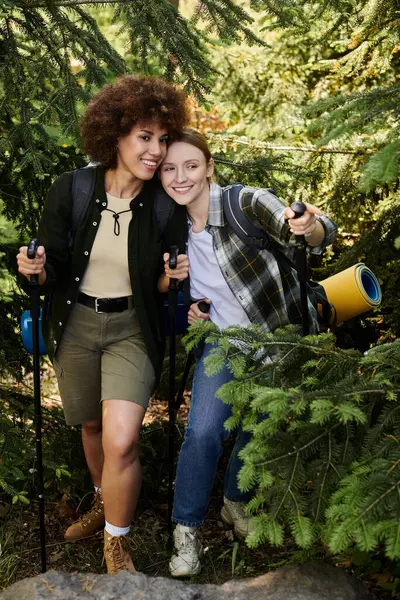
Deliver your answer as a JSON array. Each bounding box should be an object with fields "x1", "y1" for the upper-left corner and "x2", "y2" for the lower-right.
[
  {"x1": 183, "y1": 321, "x2": 400, "y2": 559},
  {"x1": 0, "y1": 0, "x2": 261, "y2": 383},
  {"x1": 204, "y1": 0, "x2": 400, "y2": 335},
  {"x1": 212, "y1": 0, "x2": 399, "y2": 202}
]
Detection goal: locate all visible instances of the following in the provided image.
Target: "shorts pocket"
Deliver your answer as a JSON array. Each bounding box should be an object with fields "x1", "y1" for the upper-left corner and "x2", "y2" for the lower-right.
[
  {"x1": 52, "y1": 355, "x2": 64, "y2": 380},
  {"x1": 141, "y1": 354, "x2": 155, "y2": 389}
]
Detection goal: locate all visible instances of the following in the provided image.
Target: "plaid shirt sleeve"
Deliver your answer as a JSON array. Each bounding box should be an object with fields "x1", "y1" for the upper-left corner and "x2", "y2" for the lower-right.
[
  {"x1": 310, "y1": 214, "x2": 337, "y2": 254},
  {"x1": 240, "y1": 187, "x2": 337, "y2": 255}
]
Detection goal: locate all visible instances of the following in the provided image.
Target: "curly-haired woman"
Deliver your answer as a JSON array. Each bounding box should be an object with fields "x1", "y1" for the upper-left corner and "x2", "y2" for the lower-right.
[{"x1": 16, "y1": 75, "x2": 189, "y2": 573}]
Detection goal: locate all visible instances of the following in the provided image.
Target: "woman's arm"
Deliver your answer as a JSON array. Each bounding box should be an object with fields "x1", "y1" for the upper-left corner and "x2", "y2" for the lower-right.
[
  {"x1": 37, "y1": 172, "x2": 73, "y2": 285},
  {"x1": 247, "y1": 188, "x2": 336, "y2": 252},
  {"x1": 283, "y1": 203, "x2": 325, "y2": 247},
  {"x1": 17, "y1": 172, "x2": 73, "y2": 290}
]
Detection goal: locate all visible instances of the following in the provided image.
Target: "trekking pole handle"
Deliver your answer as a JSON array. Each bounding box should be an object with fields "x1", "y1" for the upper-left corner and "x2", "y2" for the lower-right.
[
  {"x1": 198, "y1": 301, "x2": 210, "y2": 314},
  {"x1": 168, "y1": 245, "x2": 179, "y2": 291},
  {"x1": 290, "y1": 202, "x2": 307, "y2": 245},
  {"x1": 27, "y1": 238, "x2": 40, "y2": 285},
  {"x1": 290, "y1": 201, "x2": 307, "y2": 219}
]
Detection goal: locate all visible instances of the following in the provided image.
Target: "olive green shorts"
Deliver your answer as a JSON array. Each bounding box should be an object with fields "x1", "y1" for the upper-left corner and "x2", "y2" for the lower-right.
[{"x1": 53, "y1": 302, "x2": 155, "y2": 426}]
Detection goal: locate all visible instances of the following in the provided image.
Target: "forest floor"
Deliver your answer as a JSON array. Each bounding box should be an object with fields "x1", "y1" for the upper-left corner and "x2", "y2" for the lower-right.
[{"x1": 0, "y1": 367, "x2": 398, "y2": 599}]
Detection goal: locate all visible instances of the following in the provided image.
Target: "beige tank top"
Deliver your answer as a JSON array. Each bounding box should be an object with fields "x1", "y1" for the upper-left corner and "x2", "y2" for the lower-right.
[{"x1": 79, "y1": 193, "x2": 133, "y2": 298}]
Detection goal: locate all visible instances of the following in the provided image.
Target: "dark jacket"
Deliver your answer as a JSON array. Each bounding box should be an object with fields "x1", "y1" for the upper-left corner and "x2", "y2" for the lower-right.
[{"x1": 37, "y1": 166, "x2": 186, "y2": 385}]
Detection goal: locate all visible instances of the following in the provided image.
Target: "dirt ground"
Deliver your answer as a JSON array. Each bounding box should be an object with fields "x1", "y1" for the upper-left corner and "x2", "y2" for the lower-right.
[{"x1": 0, "y1": 366, "x2": 397, "y2": 598}]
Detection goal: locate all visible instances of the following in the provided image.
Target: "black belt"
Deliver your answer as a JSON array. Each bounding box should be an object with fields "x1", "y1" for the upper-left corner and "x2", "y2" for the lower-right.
[{"x1": 78, "y1": 292, "x2": 134, "y2": 313}]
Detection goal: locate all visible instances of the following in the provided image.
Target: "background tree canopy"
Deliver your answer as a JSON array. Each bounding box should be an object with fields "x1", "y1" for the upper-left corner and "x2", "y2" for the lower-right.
[{"x1": 0, "y1": 0, "x2": 399, "y2": 591}]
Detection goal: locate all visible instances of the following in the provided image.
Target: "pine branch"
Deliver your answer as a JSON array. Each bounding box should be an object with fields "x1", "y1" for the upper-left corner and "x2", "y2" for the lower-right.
[
  {"x1": 315, "y1": 431, "x2": 332, "y2": 522},
  {"x1": 27, "y1": 0, "x2": 138, "y2": 5},
  {"x1": 272, "y1": 453, "x2": 299, "y2": 520},
  {"x1": 203, "y1": 326, "x2": 400, "y2": 556},
  {"x1": 357, "y1": 479, "x2": 400, "y2": 522},
  {"x1": 257, "y1": 425, "x2": 340, "y2": 467},
  {"x1": 209, "y1": 134, "x2": 377, "y2": 155}
]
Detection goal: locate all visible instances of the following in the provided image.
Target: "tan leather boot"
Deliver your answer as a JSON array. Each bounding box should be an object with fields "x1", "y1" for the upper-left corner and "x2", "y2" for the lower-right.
[
  {"x1": 104, "y1": 530, "x2": 135, "y2": 574},
  {"x1": 64, "y1": 491, "x2": 105, "y2": 541}
]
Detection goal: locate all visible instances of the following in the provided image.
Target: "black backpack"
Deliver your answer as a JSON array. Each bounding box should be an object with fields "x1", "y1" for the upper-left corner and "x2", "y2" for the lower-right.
[
  {"x1": 70, "y1": 165, "x2": 175, "y2": 243},
  {"x1": 222, "y1": 184, "x2": 333, "y2": 329}
]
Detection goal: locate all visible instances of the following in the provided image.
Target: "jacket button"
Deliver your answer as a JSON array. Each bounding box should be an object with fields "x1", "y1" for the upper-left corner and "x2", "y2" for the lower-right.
[
  {"x1": 75, "y1": 277, "x2": 80, "y2": 282},
  {"x1": 93, "y1": 222, "x2": 97, "y2": 226},
  {"x1": 53, "y1": 340, "x2": 57, "y2": 345},
  {"x1": 84, "y1": 251, "x2": 89, "y2": 256},
  {"x1": 102, "y1": 202, "x2": 106, "y2": 207},
  {"x1": 67, "y1": 300, "x2": 71, "y2": 305},
  {"x1": 59, "y1": 321, "x2": 62, "y2": 326},
  {"x1": 96, "y1": 199, "x2": 100, "y2": 203}
]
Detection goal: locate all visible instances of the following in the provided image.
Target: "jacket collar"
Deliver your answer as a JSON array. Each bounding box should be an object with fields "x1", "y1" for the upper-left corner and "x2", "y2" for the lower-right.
[
  {"x1": 94, "y1": 166, "x2": 107, "y2": 207},
  {"x1": 94, "y1": 166, "x2": 156, "y2": 211}
]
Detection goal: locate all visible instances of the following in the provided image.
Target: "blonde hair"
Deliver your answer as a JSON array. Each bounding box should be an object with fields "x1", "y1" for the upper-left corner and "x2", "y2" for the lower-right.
[
  {"x1": 171, "y1": 128, "x2": 212, "y2": 162},
  {"x1": 169, "y1": 128, "x2": 213, "y2": 181}
]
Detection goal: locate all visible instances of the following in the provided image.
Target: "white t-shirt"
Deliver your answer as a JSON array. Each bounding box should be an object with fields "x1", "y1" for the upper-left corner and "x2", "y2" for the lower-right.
[{"x1": 188, "y1": 224, "x2": 250, "y2": 329}]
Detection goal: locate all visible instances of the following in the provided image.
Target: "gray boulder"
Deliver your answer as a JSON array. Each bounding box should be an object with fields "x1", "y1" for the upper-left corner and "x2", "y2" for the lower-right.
[{"x1": 0, "y1": 564, "x2": 370, "y2": 600}]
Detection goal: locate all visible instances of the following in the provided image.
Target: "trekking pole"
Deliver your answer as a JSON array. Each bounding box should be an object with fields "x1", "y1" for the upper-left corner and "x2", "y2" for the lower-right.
[
  {"x1": 290, "y1": 202, "x2": 310, "y2": 336},
  {"x1": 168, "y1": 245, "x2": 179, "y2": 540},
  {"x1": 27, "y1": 238, "x2": 47, "y2": 573},
  {"x1": 175, "y1": 301, "x2": 210, "y2": 412}
]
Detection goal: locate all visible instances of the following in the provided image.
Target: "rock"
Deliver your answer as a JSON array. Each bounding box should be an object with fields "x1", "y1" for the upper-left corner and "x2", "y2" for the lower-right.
[{"x1": 0, "y1": 564, "x2": 371, "y2": 600}]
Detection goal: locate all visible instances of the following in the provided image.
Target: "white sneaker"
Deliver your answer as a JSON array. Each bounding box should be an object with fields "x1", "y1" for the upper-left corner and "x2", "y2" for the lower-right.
[
  {"x1": 169, "y1": 524, "x2": 203, "y2": 577},
  {"x1": 220, "y1": 496, "x2": 253, "y2": 539}
]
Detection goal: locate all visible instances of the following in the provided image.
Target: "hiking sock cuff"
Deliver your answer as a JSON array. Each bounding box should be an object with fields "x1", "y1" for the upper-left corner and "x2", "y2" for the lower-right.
[{"x1": 105, "y1": 521, "x2": 130, "y2": 537}]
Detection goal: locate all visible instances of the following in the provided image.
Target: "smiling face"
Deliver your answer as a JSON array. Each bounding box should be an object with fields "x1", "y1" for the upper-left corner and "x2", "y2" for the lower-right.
[
  {"x1": 116, "y1": 122, "x2": 169, "y2": 180},
  {"x1": 160, "y1": 141, "x2": 214, "y2": 208}
]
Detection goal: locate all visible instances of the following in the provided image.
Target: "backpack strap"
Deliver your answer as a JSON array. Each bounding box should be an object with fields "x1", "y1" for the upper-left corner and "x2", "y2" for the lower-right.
[
  {"x1": 153, "y1": 187, "x2": 176, "y2": 236},
  {"x1": 71, "y1": 166, "x2": 97, "y2": 241},
  {"x1": 223, "y1": 184, "x2": 271, "y2": 250},
  {"x1": 223, "y1": 184, "x2": 294, "y2": 272},
  {"x1": 308, "y1": 281, "x2": 334, "y2": 328}
]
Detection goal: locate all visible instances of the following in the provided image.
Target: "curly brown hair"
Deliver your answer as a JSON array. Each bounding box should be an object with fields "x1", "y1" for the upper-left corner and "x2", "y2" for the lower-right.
[{"x1": 80, "y1": 75, "x2": 189, "y2": 169}]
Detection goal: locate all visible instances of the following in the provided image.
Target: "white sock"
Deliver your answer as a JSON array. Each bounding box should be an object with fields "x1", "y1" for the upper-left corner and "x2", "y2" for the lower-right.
[
  {"x1": 105, "y1": 521, "x2": 130, "y2": 537},
  {"x1": 94, "y1": 485, "x2": 101, "y2": 494}
]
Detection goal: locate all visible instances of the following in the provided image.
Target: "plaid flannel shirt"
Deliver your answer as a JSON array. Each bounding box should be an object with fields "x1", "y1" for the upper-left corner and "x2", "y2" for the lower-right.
[{"x1": 202, "y1": 182, "x2": 337, "y2": 334}]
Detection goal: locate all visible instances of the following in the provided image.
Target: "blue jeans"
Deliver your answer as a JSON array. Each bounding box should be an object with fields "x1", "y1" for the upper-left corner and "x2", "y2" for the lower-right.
[{"x1": 172, "y1": 343, "x2": 251, "y2": 527}]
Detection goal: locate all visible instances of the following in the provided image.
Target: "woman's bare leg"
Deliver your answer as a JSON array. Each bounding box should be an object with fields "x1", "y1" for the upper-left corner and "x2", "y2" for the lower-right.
[
  {"x1": 81, "y1": 416, "x2": 104, "y2": 488},
  {"x1": 101, "y1": 399, "x2": 145, "y2": 526}
]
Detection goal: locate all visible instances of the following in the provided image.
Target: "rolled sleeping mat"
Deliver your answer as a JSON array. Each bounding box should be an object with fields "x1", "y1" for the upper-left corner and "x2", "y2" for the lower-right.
[{"x1": 319, "y1": 263, "x2": 382, "y2": 324}]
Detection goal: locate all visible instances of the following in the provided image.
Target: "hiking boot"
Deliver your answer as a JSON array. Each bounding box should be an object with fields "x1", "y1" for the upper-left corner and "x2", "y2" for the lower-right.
[
  {"x1": 220, "y1": 496, "x2": 253, "y2": 539},
  {"x1": 169, "y1": 524, "x2": 203, "y2": 577},
  {"x1": 64, "y1": 491, "x2": 105, "y2": 541},
  {"x1": 104, "y1": 530, "x2": 135, "y2": 574}
]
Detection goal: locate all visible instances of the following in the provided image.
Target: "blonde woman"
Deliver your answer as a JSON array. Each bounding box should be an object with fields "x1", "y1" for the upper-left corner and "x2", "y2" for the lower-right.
[{"x1": 158, "y1": 129, "x2": 336, "y2": 577}]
